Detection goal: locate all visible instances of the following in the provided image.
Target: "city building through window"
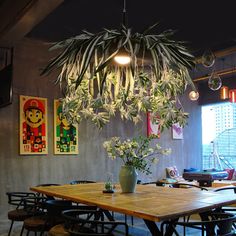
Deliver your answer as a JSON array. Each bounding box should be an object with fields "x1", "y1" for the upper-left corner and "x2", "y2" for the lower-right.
[{"x1": 202, "y1": 102, "x2": 236, "y2": 170}]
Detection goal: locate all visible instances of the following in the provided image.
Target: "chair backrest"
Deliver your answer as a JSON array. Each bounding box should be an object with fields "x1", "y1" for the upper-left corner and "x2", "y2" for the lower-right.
[
  {"x1": 63, "y1": 209, "x2": 98, "y2": 235},
  {"x1": 36, "y1": 184, "x2": 61, "y2": 200},
  {"x1": 162, "y1": 212, "x2": 236, "y2": 236},
  {"x1": 214, "y1": 186, "x2": 236, "y2": 194},
  {"x1": 22, "y1": 195, "x2": 47, "y2": 214},
  {"x1": 62, "y1": 209, "x2": 128, "y2": 235},
  {"x1": 214, "y1": 186, "x2": 236, "y2": 214},
  {"x1": 142, "y1": 181, "x2": 157, "y2": 185},
  {"x1": 70, "y1": 180, "x2": 96, "y2": 185},
  {"x1": 45, "y1": 200, "x2": 76, "y2": 226},
  {"x1": 6, "y1": 192, "x2": 36, "y2": 207},
  {"x1": 36, "y1": 184, "x2": 61, "y2": 187},
  {"x1": 187, "y1": 212, "x2": 235, "y2": 235},
  {"x1": 45, "y1": 200, "x2": 98, "y2": 228},
  {"x1": 46, "y1": 200, "x2": 73, "y2": 216},
  {"x1": 171, "y1": 183, "x2": 208, "y2": 191}
]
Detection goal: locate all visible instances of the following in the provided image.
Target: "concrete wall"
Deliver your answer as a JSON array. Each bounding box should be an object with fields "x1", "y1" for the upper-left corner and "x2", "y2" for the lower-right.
[{"x1": 0, "y1": 38, "x2": 202, "y2": 220}]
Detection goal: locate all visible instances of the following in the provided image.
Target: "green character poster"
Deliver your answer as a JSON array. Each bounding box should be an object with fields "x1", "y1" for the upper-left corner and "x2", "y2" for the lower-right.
[{"x1": 54, "y1": 100, "x2": 79, "y2": 154}]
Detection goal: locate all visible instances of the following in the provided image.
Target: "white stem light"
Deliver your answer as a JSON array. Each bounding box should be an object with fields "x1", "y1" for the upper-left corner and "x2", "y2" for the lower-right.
[{"x1": 114, "y1": 55, "x2": 131, "y2": 65}]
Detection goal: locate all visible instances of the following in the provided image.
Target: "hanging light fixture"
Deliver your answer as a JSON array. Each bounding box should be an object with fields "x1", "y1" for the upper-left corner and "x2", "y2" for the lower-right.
[
  {"x1": 114, "y1": 49, "x2": 131, "y2": 65},
  {"x1": 189, "y1": 91, "x2": 199, "y2": 101},
  {"x1": 220, "y1": 86, "x2": 229, "y2": 100},
  {"x1": 41, "y1": 0, "x2": 195, "y2": 129},
  {"x1": 113, "y1": 2, "x2": 131, "y2": 66},
  {"x1": 201, "y1": 49, "x2": 215, "y2": 68},
  {"x1": 229, "y1": 89, "x2": 236, "y2": 103},
  {"x1": 208, "y1": 72, "x2": 222, "y2": 91}
]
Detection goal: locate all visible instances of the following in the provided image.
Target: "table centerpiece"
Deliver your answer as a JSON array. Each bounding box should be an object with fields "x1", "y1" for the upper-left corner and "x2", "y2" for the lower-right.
[{"x1": 103, "y1": 135, "x2": 171, "y2": 193}]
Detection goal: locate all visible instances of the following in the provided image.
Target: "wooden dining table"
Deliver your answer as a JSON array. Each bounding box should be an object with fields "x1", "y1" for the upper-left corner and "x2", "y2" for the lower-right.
[{"x1": 30, "y1": 182, "x2": 236, "y2": 236}]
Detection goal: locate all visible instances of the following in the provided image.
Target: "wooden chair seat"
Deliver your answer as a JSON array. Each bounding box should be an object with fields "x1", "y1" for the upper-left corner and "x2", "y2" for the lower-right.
[
  {"x1": 23, "y1": 215, "x2": 50, "y2": 232},
  {"x1": 8, "y1": 209, "x2": 33, "y2": 221},
  {"x1": 48, "y1": 224, "x2": 70, "y2": 236}
]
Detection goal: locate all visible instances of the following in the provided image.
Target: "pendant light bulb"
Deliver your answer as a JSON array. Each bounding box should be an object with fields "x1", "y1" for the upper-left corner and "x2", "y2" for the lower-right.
[
  {"x1": 114, "y1": 55, "x2": 131, "y2": 65},
  {"x1": 189, "y1": 91, "x2": 199, "y2": 101}
]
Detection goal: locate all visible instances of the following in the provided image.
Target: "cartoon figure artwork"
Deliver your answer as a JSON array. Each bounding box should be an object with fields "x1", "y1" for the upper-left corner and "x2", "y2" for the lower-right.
[
  {"x1": 20, "y1": 95, "x2": 48, "y2": 154},
  {"x1": 147, "y1": 112, "x2": 161, "y2": 138},
  {"x1": 54, "y1": 99, "x2": 79, "y2": 154},
  {"x1": 172, "y1": 123, "x2": 183, "y2": 140}
]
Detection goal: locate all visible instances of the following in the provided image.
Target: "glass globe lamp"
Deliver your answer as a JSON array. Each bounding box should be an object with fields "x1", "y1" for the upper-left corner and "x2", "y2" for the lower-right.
[
  {"x1": 208, "y1": 73, "x2": 222, "y2": 91},
  {"x1": 201, "y1": 49, "x2": 215, "y2": 68}
]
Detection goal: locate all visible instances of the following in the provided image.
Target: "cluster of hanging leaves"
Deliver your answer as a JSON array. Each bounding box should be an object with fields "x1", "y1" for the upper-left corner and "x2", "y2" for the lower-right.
[{"x1": 41, "y1": 24, "x2": 196, "y2": 129}]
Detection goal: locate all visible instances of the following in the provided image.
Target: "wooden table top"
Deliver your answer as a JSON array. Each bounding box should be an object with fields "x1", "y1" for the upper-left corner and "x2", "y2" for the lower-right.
[
  {"x1": 212, "y1": 180, "x2": 236, "y2": 188},
  {"x1": 30, "y1": 183, "x2": 236, "y2": 222}
]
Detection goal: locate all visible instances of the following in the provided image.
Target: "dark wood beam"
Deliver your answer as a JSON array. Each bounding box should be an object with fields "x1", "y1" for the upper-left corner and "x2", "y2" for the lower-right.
[{"x1": 0, "y1": 0, "x2": 64, "y2": 46}]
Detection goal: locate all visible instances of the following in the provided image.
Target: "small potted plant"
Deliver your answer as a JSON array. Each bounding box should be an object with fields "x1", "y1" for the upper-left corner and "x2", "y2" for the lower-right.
[
  {"x1": 103, "y1": 135, "x2": 171, "y2": 193},
  {"x1": 103, "y1": 172, "x2": 114, "y2": 193}
]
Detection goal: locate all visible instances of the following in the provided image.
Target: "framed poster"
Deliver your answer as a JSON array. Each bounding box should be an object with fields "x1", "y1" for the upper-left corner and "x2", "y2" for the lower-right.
[
  {"x1": 172, "y1": 123, "x2": 183, "y2": 140},
  {"x1": 19, "y1": 95, "x2": 48, "y2": 155},
  {"x1": 147, "y1": 112, "x2": 161, "y2": 138},
  {"x1": 54, "y1": 99, "x2": 79, "y2": 154}
]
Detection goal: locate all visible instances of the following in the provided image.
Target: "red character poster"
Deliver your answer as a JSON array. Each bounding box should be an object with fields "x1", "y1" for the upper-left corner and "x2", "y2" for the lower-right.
[
  {"x1": 20, "y1": 95, "x2": 48, "y2": 155},
  {"x1": 147, "y1": 112, "x2": 161, "y2": 139}
]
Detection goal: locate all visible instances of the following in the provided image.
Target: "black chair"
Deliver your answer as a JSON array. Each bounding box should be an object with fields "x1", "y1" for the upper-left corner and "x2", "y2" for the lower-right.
[
  {"x1": 69, "y1": 180, "x2": 96, "y2": 205},
  {"x1": 6, "y1": 191, "x2": 36, "y2": 236},
  {"x1": 171, "y1": 182, "x2": 209, "y2": 232},
  {"x1": 161, "y1": 211, "x2": 236, "y2": 236},
  {"x1": 214, "y1": 186, "x2": 236, "y2": 194},
  {"x1": 69, "y1": 180, "x2": 116, "y2": 224},
  {"x1": 70, "y1": 180, "x2": 96, "y2": 185},
  {"x1": 214, "y1": 186, "x2": 236, "y2": 216},
  {"x1": 21, "y1": 199, "x2": 74, "y2": 236},
  {"x1": 36, "y1": 183, "x2": 61, "y2": 187},
  {"x1": 171, "y1": 182, "x2": 209, "y2": 191},
  {"x1": 62, "y1": 209, "x2": 129, "y2": 236},
  {"x1": 19, "y1": 195, "x2": 49, "y2": 236},
  {"x1": 36, "y1": 183, "x2": 61, "y2": 200},
  {"x1": 69, "y1": 180, "x2": 99, "y2": 211},
  {"x1": 48, "y1": 205, "x2": 99, "y2": 236},
  {"x1": 142, "y1": 181, "x2": 158, "y2": 185}
]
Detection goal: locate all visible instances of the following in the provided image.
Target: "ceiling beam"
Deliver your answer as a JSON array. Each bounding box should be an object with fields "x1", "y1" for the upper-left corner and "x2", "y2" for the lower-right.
[
  {"x1": 195, "y1": 46, "x2": 236, "y2": 64},
  {"x1": 193, "y1": 67, "x2": 236, "y2": 82},
  {"x1": 0, "y1": 0, "x2": 64, "y2": 46}
]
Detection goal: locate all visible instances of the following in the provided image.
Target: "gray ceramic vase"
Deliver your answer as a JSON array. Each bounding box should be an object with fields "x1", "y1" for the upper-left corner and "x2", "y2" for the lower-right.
[{"x1": 119, "y1": 165, "x2": 138, "y2": 193}]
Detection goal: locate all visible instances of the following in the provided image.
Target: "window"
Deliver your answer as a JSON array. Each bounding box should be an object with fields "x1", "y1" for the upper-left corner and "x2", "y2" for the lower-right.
[{"x1": 202, "y1": 102, "x2": 236, "y2": 170}]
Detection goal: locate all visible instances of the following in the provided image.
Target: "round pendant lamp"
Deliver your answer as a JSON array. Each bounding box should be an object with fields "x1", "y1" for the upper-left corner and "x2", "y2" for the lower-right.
[
  {"x1": 208, "y1": 72, "x2": 222, "y2": 91},
  {"x1": 201, "y1": 49, "x2": 215, "y2": 68}
]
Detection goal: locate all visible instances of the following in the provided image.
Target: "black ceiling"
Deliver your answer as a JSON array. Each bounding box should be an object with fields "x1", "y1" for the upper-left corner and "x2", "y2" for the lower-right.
[{"x1": 27, "y1": 0, "x2": 236, "y2": 56}]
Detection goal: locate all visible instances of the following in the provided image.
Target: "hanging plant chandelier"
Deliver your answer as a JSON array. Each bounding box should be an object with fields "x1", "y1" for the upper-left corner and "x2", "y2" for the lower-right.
[{"x1": 41, "y1": 1, "x2": 196, "y2": 129}]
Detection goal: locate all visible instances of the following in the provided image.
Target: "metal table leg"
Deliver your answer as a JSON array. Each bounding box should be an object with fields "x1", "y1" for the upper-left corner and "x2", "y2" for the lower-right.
[{"x1": 144, "y1": 219, "x2": 162, "y2": 236}]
